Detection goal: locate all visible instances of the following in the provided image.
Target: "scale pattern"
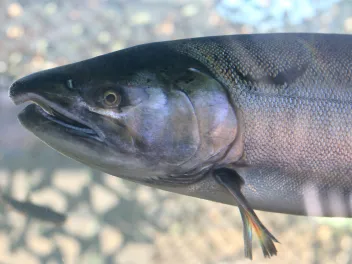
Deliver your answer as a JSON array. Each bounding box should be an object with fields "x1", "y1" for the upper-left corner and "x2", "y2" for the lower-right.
[{"x1": 169, "y1": 34, "x2": 352, "y2": 215}]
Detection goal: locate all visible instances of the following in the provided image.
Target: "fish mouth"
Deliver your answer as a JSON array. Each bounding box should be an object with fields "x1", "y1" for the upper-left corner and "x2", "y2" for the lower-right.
[
  {"x1": 16, "y1": 93, "x2": 104, "y2": 141},
  {"x1": 37, "y1": 106, "x2": 98, "y2": 137}
]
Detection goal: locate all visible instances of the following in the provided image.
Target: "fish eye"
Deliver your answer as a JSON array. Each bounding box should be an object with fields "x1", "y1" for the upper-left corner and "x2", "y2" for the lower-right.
[{"x1": 103, "y1": 90, "x2": 121, "y2": 107}]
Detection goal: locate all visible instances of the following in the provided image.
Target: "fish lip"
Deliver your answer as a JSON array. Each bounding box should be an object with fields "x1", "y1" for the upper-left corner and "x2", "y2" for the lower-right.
[{"x1": 15, "y1": 92, "x2": 105, "y2": 141}]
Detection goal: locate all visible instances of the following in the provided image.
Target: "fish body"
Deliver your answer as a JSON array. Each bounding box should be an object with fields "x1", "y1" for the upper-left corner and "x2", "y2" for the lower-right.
[
  {"x1": 164, "y1": 33, "x2": 352, "y2": 218},
  {"x1": 8, "y1": 33, "x2": 352, "y2": 258},
  {"x1": 1, "y1": 194, "x2": 67, "y2": 224}
]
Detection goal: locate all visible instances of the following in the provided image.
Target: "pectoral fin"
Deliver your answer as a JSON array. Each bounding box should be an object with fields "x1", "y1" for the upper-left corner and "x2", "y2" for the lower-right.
[{"x1": 214, "y1": 168, "x2": 279, "y2": 259}]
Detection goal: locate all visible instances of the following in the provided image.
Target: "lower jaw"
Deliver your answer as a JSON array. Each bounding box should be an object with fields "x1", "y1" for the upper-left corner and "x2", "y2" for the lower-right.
[{"x1": 18, "y1": 104, "x2": 100, "y2": 140}]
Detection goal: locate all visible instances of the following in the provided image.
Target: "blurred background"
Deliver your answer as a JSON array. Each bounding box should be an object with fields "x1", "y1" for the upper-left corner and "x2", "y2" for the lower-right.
[{"x1": 1, "y1": 0, "x2": 352, "y2": 263}]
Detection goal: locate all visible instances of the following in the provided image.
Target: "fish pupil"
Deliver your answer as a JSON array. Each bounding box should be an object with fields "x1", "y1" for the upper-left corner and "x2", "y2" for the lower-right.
[{"x1": 106, "y1": 94, "x2": 116, "y2": 103}]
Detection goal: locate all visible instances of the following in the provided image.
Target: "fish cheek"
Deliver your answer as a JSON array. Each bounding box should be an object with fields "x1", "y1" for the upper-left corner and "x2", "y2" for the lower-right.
[
  {"x1": 122, "y1": 89, "x2": 199, "y2": 166},
  {"x1": 161, "y1": 90, "x2": 199, "y2": 164}
]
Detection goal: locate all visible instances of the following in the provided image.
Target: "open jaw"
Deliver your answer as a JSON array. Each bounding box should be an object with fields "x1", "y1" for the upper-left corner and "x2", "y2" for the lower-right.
[
  {"x1": 37, "y1": 106, "x2": 97, "y2": 137},
  {"x1": 15, "y1": 95, "x2": 103, "y2": 141}
]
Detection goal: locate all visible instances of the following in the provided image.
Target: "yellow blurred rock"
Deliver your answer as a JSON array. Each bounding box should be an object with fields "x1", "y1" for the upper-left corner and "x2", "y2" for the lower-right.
[
  {"x1": 97, "y1": 31, "x2": 111, "y2": 44},
  {"x1": 103, "y1": 173, "x2": 131, "y2": 197},
  {"x1": 344, "y1": 17, "x2": 352, "y2": 32},
  {"x1": 54, "y1": 235, "x2": 80, "y2": 264},
  {"x1": 335, "y1": 252, "x2": 350, "y2": 264},
  {"x1": 31, "y1": 187, "x2": 67, "y2": 212},
  {"x1": 156, "y1": 22, "x2": 174, "y2": 36},
  {"x1": 9, "y1": 52, "x2": 23, "y2": 65},
  {"x1": 53, "y1": 169, "x2": 91, "y2": 195},
  {"x1": 340, "y1": 235, "x2": 352, "y2": 250},
  {"x1": 116, "y1": 243, "x2": 154, "y2": 264},
  {"x1": 131, "y1": 12, "x2": 152, "y2": 25},
  {"x1": 317, "y1": 225, "x2": 332, "y2": 242},
  {"x1": 12, "y1": 170, "x2": 29, "y2": 200},
  {"x1": 111, "y1": 41, "x2": 126, "y2": 51},
  {"x1": 64, "y1": 212, "x2": 100, "y2": 238},
  {"x1": 0, "y1": 61, "x2": 6, "y2": 73},
  {"x1": 90, "y1": 184, "x2": 118, "y2": 214},
  {"x1": 0, "y1": 233, "x2": 11, "y2": 263},
  {"x1": 136, "y1": 187, "x2": 154, "y2": 204},
  {"x1": 7, "y1": 3, "x2": 23, "y2": 17},
  {"x1": 99, "y1": 225, "x2": 123, "y2": 255},
  {"x1": 30, "y1": 55, "x2": 45, "y2": 70},
  {"x1": 181, "y1": 4, "x2": 199, "y2": 17},
  {"x1": 11, "y1": 249, "x2": 40, "y2": 264},
  {"x1": 26, "y1": 232, "x2": 54, "y2": 256},
  {"x1": 6, "y1": 25, "x2": 24, "y2": 39},
  {"x1": 7, "y1": 210, "x2": 26, "y2": 231}
]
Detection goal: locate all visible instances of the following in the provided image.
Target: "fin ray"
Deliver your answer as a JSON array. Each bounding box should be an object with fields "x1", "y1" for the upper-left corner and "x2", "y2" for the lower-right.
[{"x1": 215, "y1": 169, "x2": 279, "y2": 259}]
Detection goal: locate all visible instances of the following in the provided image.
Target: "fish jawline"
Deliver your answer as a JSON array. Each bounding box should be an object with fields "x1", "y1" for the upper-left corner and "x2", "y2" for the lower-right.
[{"x1": 18, "y1": 104, "x2": 102, "y2": 141}]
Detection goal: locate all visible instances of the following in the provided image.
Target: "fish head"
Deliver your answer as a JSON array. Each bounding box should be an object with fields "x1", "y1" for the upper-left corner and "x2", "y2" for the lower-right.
[{"x1": 9, "y1": 43, "x2": 238, "y2": 186}]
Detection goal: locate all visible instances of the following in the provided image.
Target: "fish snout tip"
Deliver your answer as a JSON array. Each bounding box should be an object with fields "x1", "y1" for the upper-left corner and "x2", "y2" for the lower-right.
[{"x1": 8, "y1": 80, "x2": 27, "y2": 105}]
